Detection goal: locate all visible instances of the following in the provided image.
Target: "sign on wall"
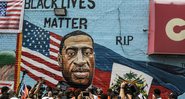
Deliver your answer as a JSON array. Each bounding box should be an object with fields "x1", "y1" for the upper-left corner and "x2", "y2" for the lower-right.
[{"x1": 148, "y1": 0, "x2": 185, "y2": 54}]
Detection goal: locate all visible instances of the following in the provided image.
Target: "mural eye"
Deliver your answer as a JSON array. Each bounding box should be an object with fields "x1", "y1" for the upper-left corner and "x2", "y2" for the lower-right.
[
  {"x1": 68, "y1": 52, "x2": 75, "y2": 56},
  {"x1": 84, "y1": 52, "x2": 91, "y2": 56},
  {"x1": 66, "y1": 50, "x2": 76, "y2": 57},
  {"x1": 83, "y1": 48, "x2": 93, "y2": 56}
]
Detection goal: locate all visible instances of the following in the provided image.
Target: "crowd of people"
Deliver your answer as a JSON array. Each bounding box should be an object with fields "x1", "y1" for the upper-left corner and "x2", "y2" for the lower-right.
[
  {"x1": 0, "y1": 78, "x2": 110, "y2": 99},
  {"x1": 0, "y1": 79, "x2": 178, "y2": 99}
]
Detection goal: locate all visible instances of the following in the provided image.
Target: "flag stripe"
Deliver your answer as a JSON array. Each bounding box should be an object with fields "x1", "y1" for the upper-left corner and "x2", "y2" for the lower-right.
[
  {"x1": 21, "y1": 52, "x2": 61, "y2": 71},
  {"x1": 50, "y1": 48, "x2": 59, "y2": 54},
  {"x1": 6, "y1": 9, "x2": 21, "y2": 12},
  {"x1": 7, "y1": 5, "x2": 22, "y2": 8},
  {"x1": 21, "y1": 67, "x2": 57, "y2": 87},
  {"x1": 50, "y1": 36, "x2": 61, "y2": 45},
  {"x1": 3, "y1": 14, "x2": 21, "y2": 16},
  {"x1": 0, "y1": 20, "x2": 20, "y2": 23},
  {"x1": 50, "y1": 40, "x2": 60, "y2": 48},
  {"x1": 21, "y1": 55, "x2": 62, "y2": 77},
  {"x1": 0, "y1": 27, "x2": 18, "y2": 29},
  {"x1": 22, "y1": 47, "x2": 58, "y2": 66},
  {"x1": 7, "y1": 1, "x2": 22, "y2": 5},
  {"x1": 0, "y1": 23, "x2": 19, "y2": 25},
  {"x1": 0, "y1": 16, "x2": 21, "y2": 19},
  {"x1": 0, "y1": 25, "x2": 19, "y2": 28},
  {"x1": 21, "y1": 59, "x2": 63, "y2": 81},
  {"x1": 5, "y1": 11, "x2": 21, "y2": 14},
  {"x1": 6, "y1": 7, "x2": 21, "y2": 10},
  {"x1": 7, "y1": 0, "x2": 22, "y2": 2},
  {"x1": 0, "y1": 0, "x2": 23, "y2": 32},
  {"x1": 50, "y1": 56, "x2": 58, "y2": 62},
  {"x1": 50, "y1": 44, "x2": 59, "y2": 51},
  {"x1": 50, "y1": 51, "x2": 58, "y2": 58},
  {"x1": 0, "y1": 83, "x2": 12, "y2": 86},
  {"x1": 0, "y1": 18, "x2": 19, "y2": 21},
  {"x1": 0, "y1": 65, "x2": 14, "y2": 80},
  {"x1": 21, "y1": 63, "x2": 58, "y2": 85},
  {"x1": 0, "y1": 81, "x2": 14, "y2": 95},
  {"x1": 50, "y1": 32, "x2": 62, "y2": 40}
]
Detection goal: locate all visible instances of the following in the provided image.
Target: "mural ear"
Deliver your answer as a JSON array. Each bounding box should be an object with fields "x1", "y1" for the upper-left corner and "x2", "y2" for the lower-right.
[{"x1": 58, "y1": 53, "x2": 63, "y2": 67}]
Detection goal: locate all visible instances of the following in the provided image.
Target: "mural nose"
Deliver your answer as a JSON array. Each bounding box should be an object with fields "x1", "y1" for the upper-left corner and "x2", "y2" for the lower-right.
[{"x1": 74, "y1": 50, "x2": 86, "y2": 66}]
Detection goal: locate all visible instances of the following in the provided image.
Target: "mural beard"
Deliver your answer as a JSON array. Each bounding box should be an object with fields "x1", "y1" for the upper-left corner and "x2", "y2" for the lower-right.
[{"x1": 62, "y1": 65, "x2": 93, "y2": 89}]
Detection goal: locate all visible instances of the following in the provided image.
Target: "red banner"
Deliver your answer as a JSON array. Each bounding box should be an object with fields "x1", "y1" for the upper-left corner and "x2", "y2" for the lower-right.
[{"x1": 148, "y1": 0, "x2": 185, "y2": 54}]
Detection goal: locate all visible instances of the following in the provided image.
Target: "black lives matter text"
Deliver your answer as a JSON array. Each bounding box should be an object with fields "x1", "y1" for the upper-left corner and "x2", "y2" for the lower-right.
[
  {"x1": 25, "y1": 0, "x2": 95, "y2": 9},
  {"x1": 44, "y1": 17, "x2": 87, "y2": 29},
  {"x1": 25, "y1": 0, "x2": 95, "y2": 29}
]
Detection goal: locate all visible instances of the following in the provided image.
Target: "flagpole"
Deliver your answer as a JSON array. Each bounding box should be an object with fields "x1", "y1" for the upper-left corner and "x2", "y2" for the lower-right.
[
  {"x1": 15, "y1": 0, "x2": 25, "y2": 93},
  {"x1": 15, "y1": 33, "x2": 23, "y2": 96},
  {"x1": 17, "y1": 70, "x2": 27, "y2": 97}
]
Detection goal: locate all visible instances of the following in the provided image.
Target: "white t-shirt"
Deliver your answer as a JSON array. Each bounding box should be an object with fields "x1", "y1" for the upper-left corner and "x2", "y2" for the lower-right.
[
  {"x1": 42, "y1": 96, "x2": 54, "y2": 99},
  {"x1": 93, "y1": 94, "x2": 98, "y2": 99},
  {"x1": 10, "y1": 97, "x2": 18, "y2": 99}
]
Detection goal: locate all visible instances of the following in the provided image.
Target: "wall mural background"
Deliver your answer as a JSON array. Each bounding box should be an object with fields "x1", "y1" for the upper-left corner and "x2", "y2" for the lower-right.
[
  {"x1": 18, "y1": 0, "x2": 185, "y2": 98},
  {"x1": 1, "y1": 0, "x2": 185, "y2": 98},
  {"x1": 0, "y1": 34, "x2": 17, "y2": 94}
]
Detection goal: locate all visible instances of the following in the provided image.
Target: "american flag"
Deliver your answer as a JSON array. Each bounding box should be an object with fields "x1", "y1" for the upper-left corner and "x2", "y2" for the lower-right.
[
  {"x1": 21, "y1": 20, "x2": 63, "y2": 87},
  {"x1": 20, "y1": 82, "x2": 28, "y2": 99},
  {"x1": 0, "y1": 81, "x2": 14, "y2": 95},
  {"x1": 0, "y1": 0, "x2": 24, "y2": 33}
]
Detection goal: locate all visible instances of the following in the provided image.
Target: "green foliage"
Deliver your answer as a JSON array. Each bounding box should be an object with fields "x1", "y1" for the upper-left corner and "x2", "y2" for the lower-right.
[{"x1": 0, "y1": 51, "x2": 16, "y2": 67}]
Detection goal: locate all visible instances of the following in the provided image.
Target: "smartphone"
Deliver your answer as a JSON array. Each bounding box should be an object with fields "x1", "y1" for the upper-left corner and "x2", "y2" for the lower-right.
[{"x1": 82, "y1": 91, "x2": 89, "y2": 97}]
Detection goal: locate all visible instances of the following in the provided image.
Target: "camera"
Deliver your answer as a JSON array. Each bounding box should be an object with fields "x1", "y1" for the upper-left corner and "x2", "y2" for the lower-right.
[
  {"x1": 82, "y1": 91, "x2": 89, "y2": 97},
  {"x1": 53, "y1": 90, "x2": 59, "y2": 96},
  {"x1": 57, "y1": 84, "x2": 67, "y2": 91},
  {"x1": 124, "y1": 83, "x2": 137, "y2": 95},
  {"x1": 56, "y1": 81, "x2": 69, "y2": 91}
]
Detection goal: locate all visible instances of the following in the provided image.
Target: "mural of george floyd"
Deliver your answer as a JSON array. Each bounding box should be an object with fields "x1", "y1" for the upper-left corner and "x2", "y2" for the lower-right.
[{"x1": 1, "y1": 0, "x2": 185, "y2": 98}]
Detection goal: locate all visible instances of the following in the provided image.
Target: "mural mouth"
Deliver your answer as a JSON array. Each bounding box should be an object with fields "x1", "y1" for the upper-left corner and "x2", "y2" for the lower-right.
[
  {"x1": 73, "y1": 72, "x2": 89, "y2": 79},
  {"x1": 72, "y1": 66, "x2": 90, "y2": 72}
]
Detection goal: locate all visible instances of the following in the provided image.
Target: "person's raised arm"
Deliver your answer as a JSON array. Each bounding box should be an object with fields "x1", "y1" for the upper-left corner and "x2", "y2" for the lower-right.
[
  {"x1": 29, "y1": 81, "x2": 39, "y2": 95},
  {"x1": 119, "y1": 81, "x2": 132, "y2": 99},
  {"x1": 33, "y1": 78, "x2": 45, "y2": 94},
  {"x1": 119, "y1": 81, "x2": 127, "y2": 99}
]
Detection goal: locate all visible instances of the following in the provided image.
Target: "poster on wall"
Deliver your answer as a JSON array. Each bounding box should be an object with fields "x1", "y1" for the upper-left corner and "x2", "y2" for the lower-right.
[
  {"x1": 0, "y1": 0, "x2": 24, "y2": 33},
  {"x1": 110, "y1": 63, "x2": 153, "y2": 98},
  {"x1": 14, "y1": 0, "x2": 185, "y2": 98}
]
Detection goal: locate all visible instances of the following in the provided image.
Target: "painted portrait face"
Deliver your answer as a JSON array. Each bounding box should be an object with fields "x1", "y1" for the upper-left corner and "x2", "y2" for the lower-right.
[{"x1": 59, "y1": 34, "x2": 95, "y2": 89}]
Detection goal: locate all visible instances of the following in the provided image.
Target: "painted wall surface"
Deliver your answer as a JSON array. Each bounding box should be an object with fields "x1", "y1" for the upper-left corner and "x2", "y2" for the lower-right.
[
  {"x1": 0, "y1": 34, "x2": 17, "y2": 81},
  {"x1": 1, "y1": 0, "x2": 185, "y2": 98},
  {"x1": 0, "y1": 34, "x2": 17, "y2": 94},
  {"x1": 23, "y1": 0, "x2": 185, "y2": 67}
]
